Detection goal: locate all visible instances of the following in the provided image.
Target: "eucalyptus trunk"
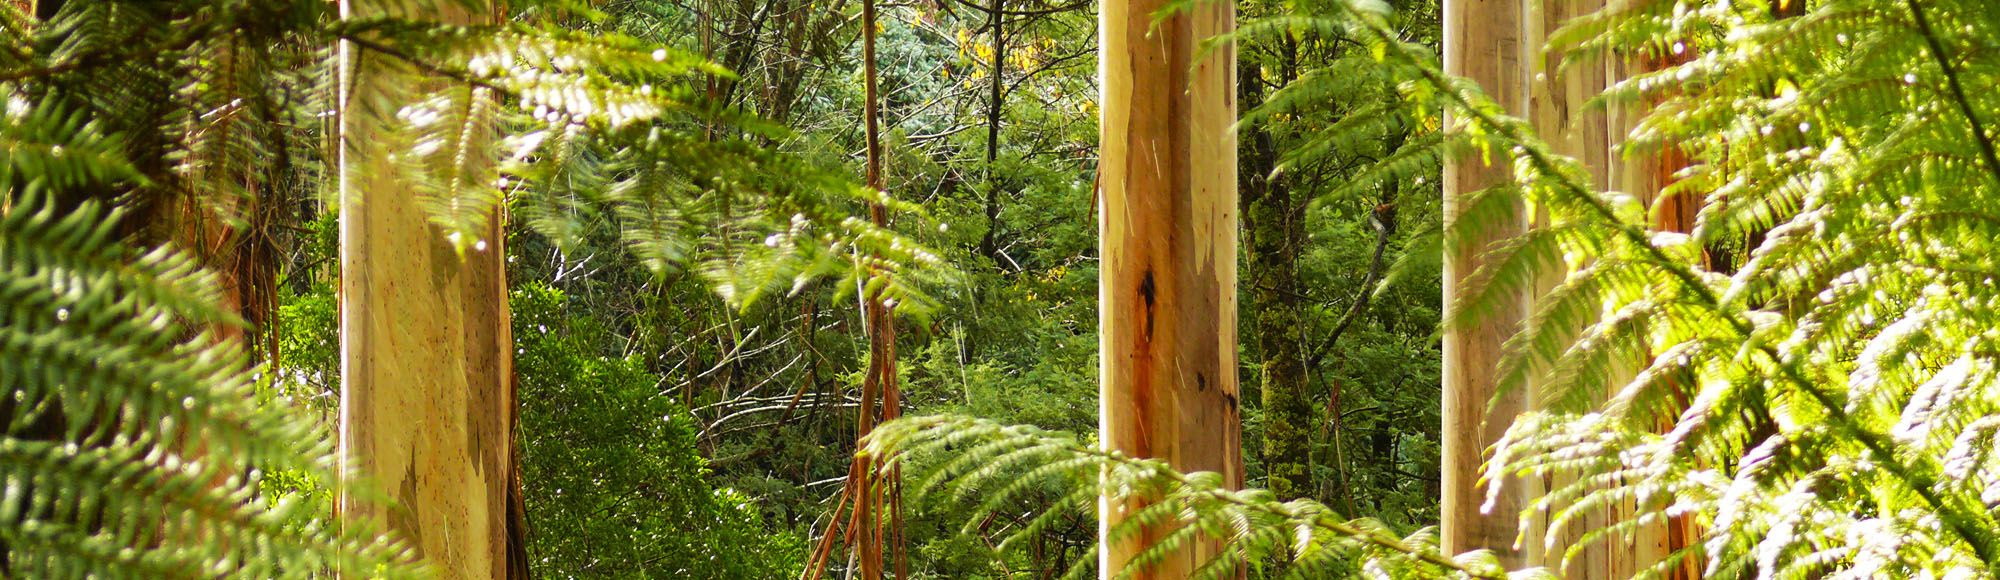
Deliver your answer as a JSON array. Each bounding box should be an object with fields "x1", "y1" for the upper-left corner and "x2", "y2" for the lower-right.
[
  {"x1": 1097, "y1": 0, "x2": 1240, "y2": 573},
  {"x1": 336, "y1": 2, "x2": 525, "y2": 577},
  {"x1": 1440, "y1": 0, "x2": 1531, "y2": 567}
]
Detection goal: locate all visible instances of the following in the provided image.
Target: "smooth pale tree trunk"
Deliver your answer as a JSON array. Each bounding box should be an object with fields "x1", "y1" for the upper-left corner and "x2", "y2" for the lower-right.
[
  {"x1": 1097, "y1": 0, "x2": 1239, "y2": 574},
  {"x1": 336, "y1": 2, "x2": 524, "y2": 578},
  {"x1": 1440, "y1": 0, "x2": 1531, "y2": 568}
]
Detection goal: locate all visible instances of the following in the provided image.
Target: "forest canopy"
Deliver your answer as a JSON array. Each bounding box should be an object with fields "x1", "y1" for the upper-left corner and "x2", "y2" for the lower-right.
[{"x1": 4, "y1": 0, "x2": 2000, "y2": 578}]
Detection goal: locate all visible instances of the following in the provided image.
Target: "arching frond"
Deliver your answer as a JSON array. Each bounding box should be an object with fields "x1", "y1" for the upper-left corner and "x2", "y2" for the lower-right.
[
  {"x1": 866, "y1": 415, "x2": 1542, "y2": 580},
  {"x1": 0, "y1": 189, "x2": 421, "y2": 578}
]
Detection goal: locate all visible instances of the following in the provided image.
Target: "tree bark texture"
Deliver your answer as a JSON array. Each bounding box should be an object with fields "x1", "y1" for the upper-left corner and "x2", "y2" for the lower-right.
[
  {"x1": 1097, "y1": 0, "x2": 1239, "y2": 573},
  {"x1": 336, "y1": 2, "x2": 525, "y2": 578},
  {"x1": 1441, "y1": 0, "x2": 1531, "y2": 567},
  {"x1": 1519, "y1": 0, "x2": 1632, "y2": 573},
  {"x1": 1450, "y1": 0, "x2": 1665, "y2": 572},
  {"x1": 1236, "y1": 61, "x2": 1310, "y2": 503}
]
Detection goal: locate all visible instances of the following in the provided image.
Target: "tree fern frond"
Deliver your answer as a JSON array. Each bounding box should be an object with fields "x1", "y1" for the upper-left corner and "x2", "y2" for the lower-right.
[
  {"x1": 331, "y1": 16, "x2": 955, "y2": 314},
  {"x1": 1, "y1": 189, "x2": 419, "y2": 578},
  {"x1": 0, "y1": 97, "x2": 142, "y2": 191},
  {"x1": 866, "y1": 415, "x2": 1539, "y2": 579}
]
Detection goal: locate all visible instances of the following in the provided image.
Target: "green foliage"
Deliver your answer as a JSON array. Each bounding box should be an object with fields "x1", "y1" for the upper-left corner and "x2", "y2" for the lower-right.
[
  {"x1": 334, "y1": 8, "x2": 951, "y2": 317},
  {"x1": 0, "y1": 189, "x2": 418, "y2": 577},
  {"x1": 0, "y1": 98, "x2": 143, "y2": 191},
  {"x1": 6, "y1": 1, "x2": 952, "y2": 575},
  {"x1": 2, "y1": 4, "x2": 413, "y2": 574},
  {"x1": 541, "y1": 0, "x2": 1443, "y2": 576},
  {"x1": 866, "y1": 415, "x2": 1523, "y2": 579},
  {"x1": 1229, "y1": 0, "x2": 1445, "y2": 521},
  {"x1": 259, "y1": 213, "x2": 343, "y2": 521},
  {"x1": 511, "y1": 283, "x2": 805, "y2": 578},
  {"x1": 519, "y1": 2, "x2": 1116, "y2": 576},
  {"x1": 3, "y1": 0, "x2": 946, "y2": 320}
]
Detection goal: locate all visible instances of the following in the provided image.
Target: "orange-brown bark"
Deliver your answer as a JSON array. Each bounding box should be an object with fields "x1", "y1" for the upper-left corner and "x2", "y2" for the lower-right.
[{"x1": 1096, "y1": 0, "x2": 1240, "y2": 574}]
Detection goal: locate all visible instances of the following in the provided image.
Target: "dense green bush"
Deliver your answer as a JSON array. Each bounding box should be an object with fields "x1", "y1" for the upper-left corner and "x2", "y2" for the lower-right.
[{"x1": 512, "y1": 283, "x2": 806, "y2": 578}]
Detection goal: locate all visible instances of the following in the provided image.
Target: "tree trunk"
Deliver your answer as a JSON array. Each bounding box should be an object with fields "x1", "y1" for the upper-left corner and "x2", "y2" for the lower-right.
[
  {"x1": 1440, "y1": 0, "x2": 1531, "y2": 567},
  {"x1": 801, "y1": 0, "x2": 905, "y2": 576},
  {"x1": 1237, "y1": 56, "x2": 1309, "y2": 503},
  {"x1": 336, "y1": 2, "x2": 525, "y2": 578},
  {"x1": 1097, "y1": 0, "x2": 1239, "y2": 573},
  {"x1": 1513, "y1": 1, "x2": 1706, "y2": 574},
  {"x1": 1515, "y1": 0, "x2": 1610, "y2": 571},
  {"x1": 1617, "y1": 40, "x2": 1704, "y2": 580},
  {"x1": 978, "y1": 0, "x2": 1005, "y2": 263}
]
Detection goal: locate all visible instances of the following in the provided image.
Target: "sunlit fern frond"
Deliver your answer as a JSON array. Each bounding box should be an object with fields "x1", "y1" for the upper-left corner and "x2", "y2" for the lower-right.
[
  {"x1": 1228, "y1": 15, "x2": 1442, "y2": 210},
  {"x1": 1206, "y1": 0, "x2": 2000, "y2": 575},
  {"x1": 865, "y1": 415, "x2": 1540, "y2": 580},
  {"x1": 1447, "y1": 0, "x2": 2000, "y2": 575},
  {"x1": 0, "y1": 188, "x2": 421, "y2": 578},
  {"x1": 0, "y1": 5, "x2": 28, "y2": 71},
  {"x1": 0, "y1": 96, "x2": 143, "y2": 191}
]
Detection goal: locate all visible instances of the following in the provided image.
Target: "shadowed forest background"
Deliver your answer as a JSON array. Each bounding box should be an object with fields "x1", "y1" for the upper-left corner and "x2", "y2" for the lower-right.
[{"x1": 8, "y1": 0, "x2": 2000, "y2": 578}]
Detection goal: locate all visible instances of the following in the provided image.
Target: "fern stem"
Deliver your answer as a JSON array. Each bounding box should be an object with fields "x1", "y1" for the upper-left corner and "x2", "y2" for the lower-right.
[
  {"x1": 1905, "y1": 0, "x2": 2000, "y2": 188},
  {"x1": 0, "y1": 57, "x2": 104, "y2": 83},
  {"x1": 337, "y1": 33, "x2": 510, "y2": 96}
]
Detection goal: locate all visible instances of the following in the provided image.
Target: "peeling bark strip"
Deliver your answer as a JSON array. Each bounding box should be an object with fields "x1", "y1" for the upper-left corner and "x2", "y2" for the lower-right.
[
  {"x1": 1441, "y1": 0, "x2": 1532, "y2": 568},
  {"x1": 1096, "y1": 0, "x2": 1239, "y2": 573},
  {"x1": 337, "y1": 1, "x2": 524, "y2": 578}
]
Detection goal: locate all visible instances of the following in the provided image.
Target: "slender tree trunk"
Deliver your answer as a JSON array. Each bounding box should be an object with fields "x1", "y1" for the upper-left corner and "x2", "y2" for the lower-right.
[
  {"x1": 853, "y1": 2, "x2": 899, "y2": 570},
  {"x1": 803, "y1": 1, "x2": 905, "y2": 576},
  {"x1": 1440, "y1": 0, "x2": 1531, "y2": 567},
  {"x1": 336, "y1": 2, "x2": 525, "y2": 578},
  {"x1": 978, "y1": 0, "x2": 1005, "y2": 263},
  {"x1": 1097, "y1": 0, "x2": 1239, "y2": 573},
  {"x1": 768, "y1": 0, "x2": 811, "y2": 125},
  {"x1": 1237, "y1": 55, "x2": 1309, "y2": 502}
]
